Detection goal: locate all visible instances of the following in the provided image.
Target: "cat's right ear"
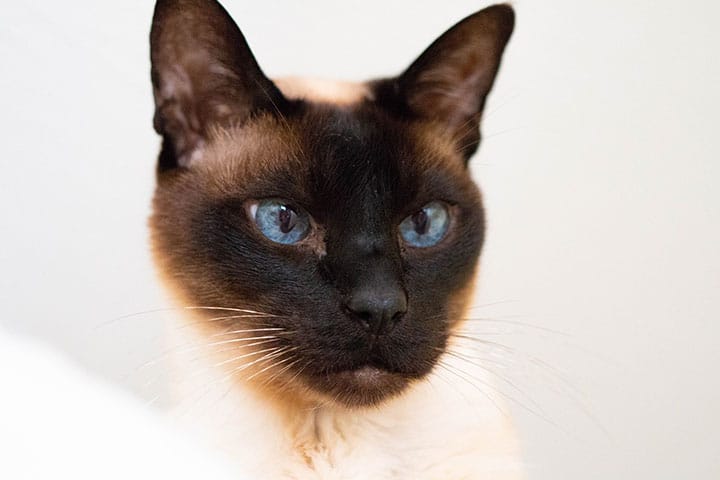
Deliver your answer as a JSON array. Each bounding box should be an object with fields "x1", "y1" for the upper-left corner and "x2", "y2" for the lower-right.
[{"x1": 150, "y1": 0, "x2": 286, "y2": 169}]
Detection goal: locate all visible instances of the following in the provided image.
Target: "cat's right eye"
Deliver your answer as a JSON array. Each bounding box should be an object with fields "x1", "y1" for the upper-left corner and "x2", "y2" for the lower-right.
[{"x1": 249, "y1": 199, "x2": 311, "y2": 245}]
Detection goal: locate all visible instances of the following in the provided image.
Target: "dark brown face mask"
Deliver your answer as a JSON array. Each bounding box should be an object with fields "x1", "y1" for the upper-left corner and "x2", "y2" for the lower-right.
[{"x1": 149, "y1": 0, "x2": 514, "y2": 407}]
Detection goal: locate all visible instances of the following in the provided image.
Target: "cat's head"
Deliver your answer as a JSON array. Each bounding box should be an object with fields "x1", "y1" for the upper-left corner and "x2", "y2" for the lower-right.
[{"x1": 149, "y1": 0, "x2": 513, "y2": 408}]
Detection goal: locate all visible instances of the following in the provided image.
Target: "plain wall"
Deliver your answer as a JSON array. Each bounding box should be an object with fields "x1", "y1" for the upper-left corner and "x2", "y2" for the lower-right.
[{"x1": 1, "y1": 1, "x2": 719, "y2": 478}]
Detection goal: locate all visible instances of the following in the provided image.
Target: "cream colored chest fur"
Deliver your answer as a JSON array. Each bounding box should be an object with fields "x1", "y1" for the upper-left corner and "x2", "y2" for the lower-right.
[{"x1": 166, "y1": 322, "x2": 524, "y2": 480}]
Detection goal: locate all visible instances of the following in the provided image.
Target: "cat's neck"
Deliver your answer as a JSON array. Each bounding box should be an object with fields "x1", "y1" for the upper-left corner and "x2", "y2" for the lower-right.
[{"x1": 164, "y1": 314, "x2": 524, "y2": 480}]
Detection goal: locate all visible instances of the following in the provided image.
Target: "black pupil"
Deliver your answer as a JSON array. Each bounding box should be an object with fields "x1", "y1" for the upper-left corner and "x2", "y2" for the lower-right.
[
  {"x1": 412, "y1": 209, "x2": 429, "y2": 235},
  {"x1": 278, "y1": 205, "x2": 297, "y2": 234}
]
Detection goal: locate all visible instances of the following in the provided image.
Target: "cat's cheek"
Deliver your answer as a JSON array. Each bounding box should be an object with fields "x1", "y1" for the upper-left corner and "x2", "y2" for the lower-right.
[{"x1": 445, "y1": 271, "x2": 481, "y2": 330}]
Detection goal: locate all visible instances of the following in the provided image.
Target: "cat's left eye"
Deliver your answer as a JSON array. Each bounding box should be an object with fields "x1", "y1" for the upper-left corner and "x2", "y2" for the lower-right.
[
  {"x1": 250, "y1": 199, "x2": 311, "y2": 245},
  {"x1": 399, "y1": 201, "x2": 450, "y2": 248}
]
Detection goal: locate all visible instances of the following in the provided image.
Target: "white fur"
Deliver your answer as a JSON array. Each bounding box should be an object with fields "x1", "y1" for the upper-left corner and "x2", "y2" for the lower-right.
[{"x1": 166, "y1": 318, "x2": 525, "y2": 479}]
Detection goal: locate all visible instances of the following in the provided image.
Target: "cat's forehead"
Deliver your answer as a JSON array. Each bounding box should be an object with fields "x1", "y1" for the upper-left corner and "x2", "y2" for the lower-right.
[{"x1": 201, "y1": 98, "x2": 469, "y2": 204}]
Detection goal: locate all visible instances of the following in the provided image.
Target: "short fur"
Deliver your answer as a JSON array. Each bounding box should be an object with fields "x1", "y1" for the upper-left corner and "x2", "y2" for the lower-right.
[{"x1": 148, "y1": 0, "x2": 521, "y2": 478}]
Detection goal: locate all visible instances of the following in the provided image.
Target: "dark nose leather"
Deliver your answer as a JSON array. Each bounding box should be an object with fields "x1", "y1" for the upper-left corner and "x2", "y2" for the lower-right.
[{"x1": 345, "y1": 285, "x2": 408, "y2": 336}]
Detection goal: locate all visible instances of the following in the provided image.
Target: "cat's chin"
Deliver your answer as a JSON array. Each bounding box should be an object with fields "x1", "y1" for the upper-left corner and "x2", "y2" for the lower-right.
[{"x1": 305, "y1": 365, "x2": 415, "y2": 408}]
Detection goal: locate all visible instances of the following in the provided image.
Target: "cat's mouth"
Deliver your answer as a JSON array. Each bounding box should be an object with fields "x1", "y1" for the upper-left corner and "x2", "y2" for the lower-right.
[
  {"x1": 286, "y1": 333, "x2": 445, "y2": 408},
  {"x1": 304, "y1": 361, "x2": 418, "y2": 408}
]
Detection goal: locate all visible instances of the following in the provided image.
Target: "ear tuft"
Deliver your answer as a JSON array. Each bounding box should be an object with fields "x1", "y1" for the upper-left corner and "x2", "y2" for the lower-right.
[
  {"x1": 150, "y1": 0, "x2": 286, "y2": 169},
  {"x1": 378, "y1": 4, "x2": 515, "y2": 161}
]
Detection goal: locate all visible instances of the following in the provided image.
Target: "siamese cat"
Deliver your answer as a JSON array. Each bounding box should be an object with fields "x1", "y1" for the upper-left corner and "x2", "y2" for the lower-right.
[{"x1": 149, "y1": 0, "x2": 522, "y2": 478}]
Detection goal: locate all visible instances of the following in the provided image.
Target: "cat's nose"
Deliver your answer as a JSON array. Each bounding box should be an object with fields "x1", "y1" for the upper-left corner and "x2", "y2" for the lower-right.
[{"x1": 345, "y1": 286, "x2": 408, "y2": 336}]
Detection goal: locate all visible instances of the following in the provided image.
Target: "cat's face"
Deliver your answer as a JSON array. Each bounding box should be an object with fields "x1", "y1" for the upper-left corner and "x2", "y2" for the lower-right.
[{"x1": 149, "y1": 0, "x2": 513, "y2": 407}]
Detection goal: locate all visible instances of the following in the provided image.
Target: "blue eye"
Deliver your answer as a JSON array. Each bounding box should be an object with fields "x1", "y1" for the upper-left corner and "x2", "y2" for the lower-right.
[
  {"x1": 399, "y1": 202, "x2": 450, "y2": 248},
  {"x1": 251, "y1": 199, "x2": 311, "y2": 245}
]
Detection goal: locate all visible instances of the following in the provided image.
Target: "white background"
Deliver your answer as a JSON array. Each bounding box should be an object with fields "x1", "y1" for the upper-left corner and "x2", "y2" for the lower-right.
[{"x1": 1, "y1": 1, "x2": 719, "y2": 478}]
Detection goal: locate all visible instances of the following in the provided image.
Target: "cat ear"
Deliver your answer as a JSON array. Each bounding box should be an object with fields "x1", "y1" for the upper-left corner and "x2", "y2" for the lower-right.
[
  {"x1": 377, "y1": 5, "x2": 514, "y2": 160},
  {"x1": 150, "y1": 0, "x2": 286, "y2": 169}
]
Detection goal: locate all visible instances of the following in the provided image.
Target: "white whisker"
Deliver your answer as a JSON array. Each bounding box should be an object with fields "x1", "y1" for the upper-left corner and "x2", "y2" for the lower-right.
[
  {"x1": 203, "y1": 335, "x2": 281, "y2": 348},
  {"x1": 245, "y1": 348, "x2": 299, "y2": 382},
  {"x1": 183, "y1": 306, "x2": 279, "y2": 316},
  {"x1": 443, "y1": 348, "x2": 544, "y2": 414},
  {"x1": 205, "y1": 314, "x2": 280, "y2": 323},
  {"x1": 214, "y1": 344, "x2": 286, "y2": 368},
  {"x1": 210, "y1": 328, "x2": 285, "y2": 337},
  {"x1": 436, "y1": 359, "x2": 509, "y2": 418},
  {"x1": 225, "y1": 346, "x2": 293, "y2": 378}
]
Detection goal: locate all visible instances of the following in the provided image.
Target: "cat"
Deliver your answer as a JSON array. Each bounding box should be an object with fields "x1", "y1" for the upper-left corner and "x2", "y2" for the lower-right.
[{"x1": 148, "y1": 0, "x2": 521, "y2": 478}]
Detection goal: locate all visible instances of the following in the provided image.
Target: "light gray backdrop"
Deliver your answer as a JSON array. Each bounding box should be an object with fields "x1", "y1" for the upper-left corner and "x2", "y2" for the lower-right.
[{"x1": 1, "y1": 1, "x2": 719, "y2": 478}]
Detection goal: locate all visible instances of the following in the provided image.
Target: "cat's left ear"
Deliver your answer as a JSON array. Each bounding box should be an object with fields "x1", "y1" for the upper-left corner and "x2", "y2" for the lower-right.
[{"x1": 375, "y1": 5, "x2": 514, "y2": 160}]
